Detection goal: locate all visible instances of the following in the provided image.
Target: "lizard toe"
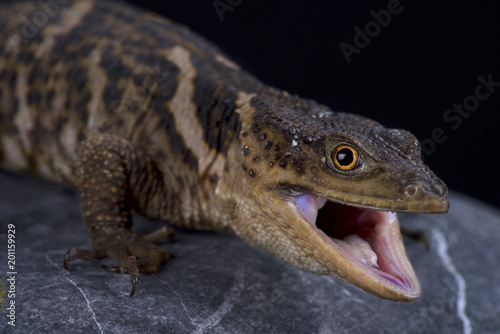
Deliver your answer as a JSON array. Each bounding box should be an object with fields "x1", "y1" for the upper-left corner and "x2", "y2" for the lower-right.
[
  {"x1": 105, "y1": 237, "x2": 171, "y2": 296},
  {"x1": 143, "y1": 225, "x2": 176, "y2": 243},
  {"x1": 63, "y1": 246, "x2": 105, "y2": 270},
  {"x1": 65, "y1": 228, "x2": 172, "y2": 296}
]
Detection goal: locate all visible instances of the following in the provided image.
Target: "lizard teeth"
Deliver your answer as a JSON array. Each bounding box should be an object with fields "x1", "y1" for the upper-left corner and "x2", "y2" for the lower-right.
[
  {"x1": 317, "y1": 196, "x2": 327, "y2": 210},
  {"x1": 331, "y1": 235, "x2": 379, "y2": 269},
  {"x1": 293, "y1": 194, "x2": 326, "y2": 224}
]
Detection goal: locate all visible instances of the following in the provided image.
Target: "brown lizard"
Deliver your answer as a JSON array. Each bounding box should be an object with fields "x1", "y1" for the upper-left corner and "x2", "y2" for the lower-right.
[{"x1": 0, "y1": 0, "x2": 448, "y2": 302}]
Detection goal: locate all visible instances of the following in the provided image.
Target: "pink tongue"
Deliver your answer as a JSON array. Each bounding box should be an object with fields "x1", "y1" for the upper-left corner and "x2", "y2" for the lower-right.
[{"x1": 294, "y1": 194, "x2": 321, "y2": 224}]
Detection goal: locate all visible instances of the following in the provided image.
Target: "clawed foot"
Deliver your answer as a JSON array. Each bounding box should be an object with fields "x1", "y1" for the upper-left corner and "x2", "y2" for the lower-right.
[{"x1": 63, "y1": 226, "x2": 175, "y2": 296}]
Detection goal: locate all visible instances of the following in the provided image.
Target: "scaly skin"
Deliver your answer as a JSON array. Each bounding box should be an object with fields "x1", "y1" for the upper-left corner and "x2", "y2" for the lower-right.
[{"x1": 0, "y1": 0, "x2": 448, "y2": 301}]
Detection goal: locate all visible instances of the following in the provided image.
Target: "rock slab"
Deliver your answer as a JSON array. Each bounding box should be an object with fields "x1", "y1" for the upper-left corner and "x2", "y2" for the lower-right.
[{"x1": 0, "y1": 171, "x2": 499, "y2": 333}]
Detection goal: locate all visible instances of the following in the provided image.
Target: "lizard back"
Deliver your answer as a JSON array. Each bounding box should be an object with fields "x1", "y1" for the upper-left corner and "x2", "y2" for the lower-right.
[{"x1": 0, "y1": 0, "x2": 259, "y2": 185}]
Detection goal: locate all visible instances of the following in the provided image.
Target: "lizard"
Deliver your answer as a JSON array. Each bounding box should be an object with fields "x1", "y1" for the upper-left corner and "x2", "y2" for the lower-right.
[{"x1": 0, "y1": 0, "x2": 448, "y2": 302}]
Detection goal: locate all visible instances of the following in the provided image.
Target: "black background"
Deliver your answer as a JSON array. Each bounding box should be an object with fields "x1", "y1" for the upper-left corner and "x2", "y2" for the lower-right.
[{"x1": 126, "y1": 0, "x2": 500, "y2": 208}]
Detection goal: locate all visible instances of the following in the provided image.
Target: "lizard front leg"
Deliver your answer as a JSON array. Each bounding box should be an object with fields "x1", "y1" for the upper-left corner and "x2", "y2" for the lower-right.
[{"x1": 63, "y1": 134, "x2": 175, "y2": 296}]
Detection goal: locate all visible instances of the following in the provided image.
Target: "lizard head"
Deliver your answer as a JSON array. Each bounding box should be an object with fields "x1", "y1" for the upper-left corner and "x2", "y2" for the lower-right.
[{"x1": 227, "y1": 93, "x2": 448, "y2": 302}]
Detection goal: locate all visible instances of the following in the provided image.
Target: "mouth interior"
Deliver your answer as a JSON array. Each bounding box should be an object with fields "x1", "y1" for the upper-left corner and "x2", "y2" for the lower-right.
[{"x1": 293, "y1": 193, "x2": 412, "y2": 289}]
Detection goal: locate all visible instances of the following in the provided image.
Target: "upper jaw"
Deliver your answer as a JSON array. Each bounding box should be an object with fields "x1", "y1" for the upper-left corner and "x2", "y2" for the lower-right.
[
  {"x1": 273, "y1": 180, "x2": 449, "y2": 214},
  {"x1": 291, "y1": 192, "x2": 424, "y2": 301},
  {"x1": 316, "y1": 189, "x2": 449, "y2": 214}
]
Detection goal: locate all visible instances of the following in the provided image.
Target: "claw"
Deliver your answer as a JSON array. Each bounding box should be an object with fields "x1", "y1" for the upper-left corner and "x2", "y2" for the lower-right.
[
  {"x1": 129, "y1": 273, "x2": 139, "y2": 297},
  {"x1": 102, "y1": 258, "x2": 140, "y2": 297},
  {"x1": 130, "y1": 284, "x2": 136, "y2": 297},
  {"x1": 127, "y1": 255, "x2": 140, "y2": 297},
  {"x1": 63, "y1": 247, "x2": 77, "y2": 270}
]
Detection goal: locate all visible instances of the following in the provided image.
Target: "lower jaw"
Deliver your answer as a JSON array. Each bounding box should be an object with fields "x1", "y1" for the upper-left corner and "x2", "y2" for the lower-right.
[{"x1": 294, "y1": 195, "x2": 421, "y2": 300}]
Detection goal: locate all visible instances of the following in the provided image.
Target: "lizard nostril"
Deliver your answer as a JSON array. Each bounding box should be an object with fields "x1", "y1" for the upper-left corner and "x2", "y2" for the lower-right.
[{"x1": 405, "y1": 185, "x2": 418, "y2": 198}]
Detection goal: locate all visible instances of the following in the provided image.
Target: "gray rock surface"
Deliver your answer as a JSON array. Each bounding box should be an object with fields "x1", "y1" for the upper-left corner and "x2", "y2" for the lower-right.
[{"x1": 0, "y1": 170, "x2": 499, "y2": 334}]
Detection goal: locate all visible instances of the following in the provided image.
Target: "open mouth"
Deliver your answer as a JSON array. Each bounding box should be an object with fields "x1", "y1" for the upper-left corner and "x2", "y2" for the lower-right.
[{"x1": 293, "y1": 193, "x2": 420, "y2": 298}]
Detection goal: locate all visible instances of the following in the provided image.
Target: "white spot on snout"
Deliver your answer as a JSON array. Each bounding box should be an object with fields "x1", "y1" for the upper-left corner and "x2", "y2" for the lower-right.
[{"x1": 318, "y1": 110, "x2": 334, "y2": 118}]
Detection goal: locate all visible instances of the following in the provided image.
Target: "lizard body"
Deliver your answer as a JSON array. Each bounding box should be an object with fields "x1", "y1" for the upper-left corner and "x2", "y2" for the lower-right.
[{"x1": 0, "y1": 0, "x2": 448, "y2": 301}]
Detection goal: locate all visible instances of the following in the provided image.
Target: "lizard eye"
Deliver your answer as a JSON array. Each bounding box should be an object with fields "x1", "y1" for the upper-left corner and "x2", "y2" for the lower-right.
[{"x1": 332, "y1": 145, "x2": 360, "y2": 171}]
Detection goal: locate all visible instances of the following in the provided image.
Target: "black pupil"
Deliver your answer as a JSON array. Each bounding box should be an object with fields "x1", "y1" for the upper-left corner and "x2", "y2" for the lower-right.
[{"x1": 337, "y1": 148, "x2": 354, "y2": 166}]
